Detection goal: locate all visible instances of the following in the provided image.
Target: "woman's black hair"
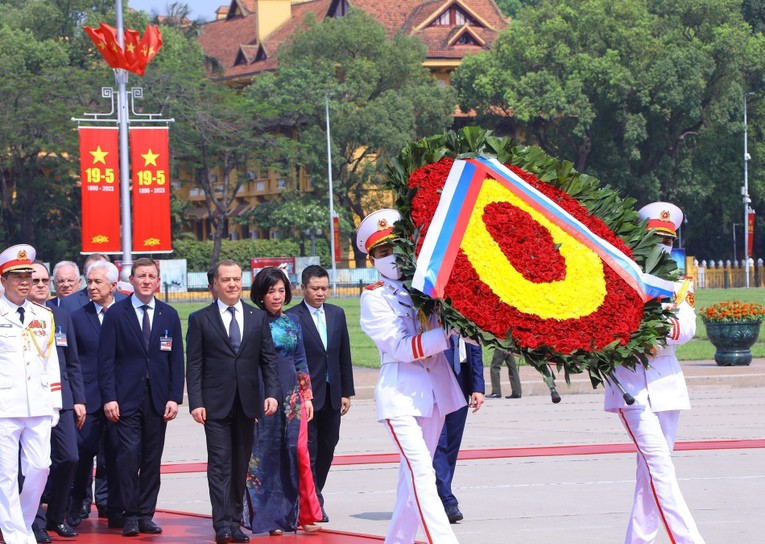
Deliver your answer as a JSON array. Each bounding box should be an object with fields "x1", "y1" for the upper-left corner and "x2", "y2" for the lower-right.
[{"x1": 250, "y1": 266, "x2": 292, "y2": 309}]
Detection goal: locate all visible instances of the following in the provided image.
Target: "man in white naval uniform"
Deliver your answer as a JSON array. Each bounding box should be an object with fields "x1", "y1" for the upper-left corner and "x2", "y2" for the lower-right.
[
  {"x1": 358, "y1": 209, "x2": 466, "y2": 544},
  {"x1": 0, "y1": 245, "x2": 62, "y2": 544},
  {"x1": 604, "y1": 202, "x2": 704, "y2": 544}
]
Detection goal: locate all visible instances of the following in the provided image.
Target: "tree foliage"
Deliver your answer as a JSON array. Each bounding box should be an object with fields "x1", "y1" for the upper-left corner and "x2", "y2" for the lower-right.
[
  {"x1": 453, "y1": 0, "x2": 765, "y2": 258},
  {"x1": 242, "y1": 9, "x2": 457, "y2": 266}
]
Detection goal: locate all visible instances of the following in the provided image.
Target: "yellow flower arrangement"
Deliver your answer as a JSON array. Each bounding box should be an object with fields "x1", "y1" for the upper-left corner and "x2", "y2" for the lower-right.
[{"x1": 701, "y1": 300, "x2": 765, "y2": 323}]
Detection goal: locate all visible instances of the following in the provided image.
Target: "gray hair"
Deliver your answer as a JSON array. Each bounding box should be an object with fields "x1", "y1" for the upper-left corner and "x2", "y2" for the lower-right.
[
  {"x1": 86, "y1": 260, "x2": 119, "y2": 283},
  {"x1": 52, "y1": 260, "x2": 80, "y2": 280}
]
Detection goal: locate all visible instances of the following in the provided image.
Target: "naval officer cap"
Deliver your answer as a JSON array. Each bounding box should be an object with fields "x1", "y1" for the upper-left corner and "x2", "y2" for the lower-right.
[
  {"x1": 356, "y1": 208, "x2": 402, "y2": 255},
  {"x1": 638, "y1": 202, "x2": 683, "y2": 239},
  {"x1": 0, "y1": 244, "x2": 36, "y2": 276}
]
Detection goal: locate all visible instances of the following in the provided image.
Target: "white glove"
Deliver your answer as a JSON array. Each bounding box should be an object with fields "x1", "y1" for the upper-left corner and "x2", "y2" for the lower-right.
[{"x1": 51, "y1": 409, "x2": 60, "y2": 428}]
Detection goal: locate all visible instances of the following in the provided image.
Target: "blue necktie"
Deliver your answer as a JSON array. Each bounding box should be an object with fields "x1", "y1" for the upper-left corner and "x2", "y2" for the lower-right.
[
  {"x1": 315, "y1": 308, "x2": 327, "y2": 349},
  {"x1": 228, "y1": 306, "x2": 241, "y2": 353},
  {"x1": 141, "y1": 304, "x2": 151, "y2": 350},
  {"x1": 452, "y1": 338, "x2": 462, "y2": 375}
]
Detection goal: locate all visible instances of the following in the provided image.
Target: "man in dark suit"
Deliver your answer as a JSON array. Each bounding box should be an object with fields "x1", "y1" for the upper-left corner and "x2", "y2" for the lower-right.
[
  {"x1": 59, "y1": 254, "x2": 126, "y2": 521},
  {"x1": 286, "y1": 265, "x2": 354, "y2": 522},
  {"x1": 186, "y1": 259, "x2": 281, "y2": 544},
  {"x1": 27, "y1": 262, "x2": 86, "y2": 543},
  {"x1": 98, "y1": 258, "x2": 184, "y2": 537},
  {"x1": 67, "y1": 260, "x2": 122, "y2": 529},
  {"x1": 433, "y1": 337, "x2": 485, "y2": 524}
]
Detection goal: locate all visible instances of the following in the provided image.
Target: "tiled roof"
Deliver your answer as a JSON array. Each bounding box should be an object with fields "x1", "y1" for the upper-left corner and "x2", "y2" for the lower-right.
[{"x1": 197, "y1": 0, "x2": 508, "y2": 81}]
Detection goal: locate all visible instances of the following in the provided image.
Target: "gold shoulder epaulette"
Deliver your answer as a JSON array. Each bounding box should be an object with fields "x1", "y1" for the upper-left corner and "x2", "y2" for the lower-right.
[
  {"x1": 365, "y1": 280, "x2": 385, "y2": 291},
  {"x1": 30, "y1": 301, "x2": 52, "y2": 313}
]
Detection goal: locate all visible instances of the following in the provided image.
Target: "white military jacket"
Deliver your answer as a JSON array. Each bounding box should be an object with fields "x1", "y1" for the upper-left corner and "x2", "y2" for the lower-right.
[
  {"x1": 360, "y1": 277, "x2": 466, "y2": 422},
  {"x1": 605, "y1": 279, "x2": 695, "y2": 413},
  {"x1": 0, "y1": 296, "x2": 62, "y2": 418}
]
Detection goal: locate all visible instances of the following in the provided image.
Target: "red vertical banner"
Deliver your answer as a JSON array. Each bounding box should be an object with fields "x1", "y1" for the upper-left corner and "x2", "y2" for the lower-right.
[
  {"x1": 130, "y1": 127, "x2": 172, "y2": 253},
  {"x1": 748, "y1": 209, "x2": 755, "y2": 256},
  {"x1": 333, "y1": 215, "x2": 341, "y2": 263},
  {"x1": 79, "y1": 127, "x2": 121, "y2": 253}
]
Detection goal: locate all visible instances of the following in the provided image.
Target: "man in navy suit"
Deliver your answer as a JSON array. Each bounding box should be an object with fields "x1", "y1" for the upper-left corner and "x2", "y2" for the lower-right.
[
  {"x1": 433, "y1": 337, "x2": 485, "y2": 524},
  {"x1": 67, "y1": 260, "x2": 122, "y2": 529},
  {"x1": 57, "y1": 254, "x2": 126, "y2": 521},
  {"x1": 98, "y1": 258, "x2": 184, "y2": 537},
  {"x1": 186, "y1": 259, "x2": 281, "y2": 544},
  {"x1": 286, "y1": 265, "x2": 354, "y2": 521},
  {"x1": 27, "y1": 261, "x2": 85, "y2": 543}
]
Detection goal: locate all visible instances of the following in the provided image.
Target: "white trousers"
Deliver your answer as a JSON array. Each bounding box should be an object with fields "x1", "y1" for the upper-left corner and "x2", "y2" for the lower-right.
[
  {"x1": 618, "y1": 408, "x2": 704, "y2": 544},
  {"x1": 0, "y1": 416, "x2": 51, "y2": 544},
  {"x1": 384, "y1": 404, "x2": 458, "y2": 544}
]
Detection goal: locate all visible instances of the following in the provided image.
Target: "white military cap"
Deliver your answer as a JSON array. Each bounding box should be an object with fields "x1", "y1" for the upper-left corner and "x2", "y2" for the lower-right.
[
  {"x1": 0, "y1": 244, "x2": 36, "y2": 275},
  {"x1": 356, "y1": 208, "x2": 402, "y2": 254},
  {"x1": 638, "y1": 202, "x2": 683, "y2": 239}
]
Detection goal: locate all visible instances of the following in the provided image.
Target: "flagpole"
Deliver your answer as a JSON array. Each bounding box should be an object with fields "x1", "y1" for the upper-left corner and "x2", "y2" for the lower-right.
[{"x1": 115, "y1": 0, "x2": 133, "y2": 280}]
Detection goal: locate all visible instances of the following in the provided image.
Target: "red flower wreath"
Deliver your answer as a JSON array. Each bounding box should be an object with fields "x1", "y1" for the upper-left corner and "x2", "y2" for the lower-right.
[{"x1": 408, "y1": 157, "x2": 645, "y2": 355}]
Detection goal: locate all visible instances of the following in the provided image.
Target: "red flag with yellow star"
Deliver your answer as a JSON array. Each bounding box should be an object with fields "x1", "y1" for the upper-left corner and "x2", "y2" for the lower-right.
[
  {"x1": 131, "y1": 25, "x2": 163, "y2": 76},
  {"x1": 130, "y1": 127, "x2": 172, "y2": 253},
  {"x1": 83, "y1": 23, "x2": 162, "y2": 75},
  {"x1": 79, "y1": 127, "x2": 121, "y2": 253},
  {"x1": 83, "y1": 23, "x2": 125, "y2": 69}
]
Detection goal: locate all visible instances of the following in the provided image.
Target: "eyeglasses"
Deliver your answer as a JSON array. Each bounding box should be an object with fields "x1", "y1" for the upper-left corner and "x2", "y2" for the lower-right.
[{"x1": 31, "y1": 278, "x2": 51, "y2": 285}]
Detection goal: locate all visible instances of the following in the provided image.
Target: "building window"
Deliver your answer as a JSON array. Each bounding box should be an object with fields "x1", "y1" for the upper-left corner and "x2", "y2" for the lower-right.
[
  {"x1": 430, "y1": 6, "x2": 479, "y2": 27},
  {"x1": 454, "y1": 33, "x2": 479, "y2": 46}
]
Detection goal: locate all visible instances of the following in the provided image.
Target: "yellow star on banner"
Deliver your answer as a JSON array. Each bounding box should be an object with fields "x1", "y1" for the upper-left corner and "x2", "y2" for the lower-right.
[
  {"x1": 126, "y1": 43, "x2": 136, "y2": 54},
  {"x1": 90, "y1": 146, "x2": 108, "y2": 165},
  {"x1": 141, "y1": 149, "x2": 159, "y2": 167}
]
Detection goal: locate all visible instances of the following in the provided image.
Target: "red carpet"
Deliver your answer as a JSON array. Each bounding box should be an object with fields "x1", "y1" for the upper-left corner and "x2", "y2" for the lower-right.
[
  {"x1": 60, "y1": 511, "x2": 386, "y2": 543},
  {"x1": 58, "y1": 440, "x2": 763, "y2": 543},
  {"x1": 161, "y1": 438, "x2": 765, "y2": 474}
]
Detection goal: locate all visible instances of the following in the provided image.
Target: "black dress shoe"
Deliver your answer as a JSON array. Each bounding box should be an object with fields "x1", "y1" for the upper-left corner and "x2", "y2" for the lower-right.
[
  {"x1": 32, "y1": 526, "x2": 52, "y2": 544},
  {"x1": 231, "y1": 526, "x2": 250, "y2": 543},
  {"x1": 138, "y1": 519, "x2": 162, "y2": 534},
  {"x1": 506, "y1": 393, "x2": 522, "y2": 399},
  {"x1": 122, "y1": 519, "x2": 140, "y2": 537},
  {"x1": 78, "y1": 499, "x2": 91, "y2": 519},
  {"x1": 66, "y1": 511, "x2": 81, "y2": 528},
  {"x1": 108, "y1": 516, "x2": 125, "y2": 529},
  {"x1": 486, "y1": 393, "x2": 501, "y2": 399},
  {"x1": 445, "y1": 503, "x2": 463, "y2": 524},
  {"x1": 97, "y1": 507, "x2": 109, "y2": 519},
  {"x1": 46, "y1": 522, "x2": 78, "y2": 537},
  {"x1": 215, "y1": 527, "x2": 233, "y2": 544}
]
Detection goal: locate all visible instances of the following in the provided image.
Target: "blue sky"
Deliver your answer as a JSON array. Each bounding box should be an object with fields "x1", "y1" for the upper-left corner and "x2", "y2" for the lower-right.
[{"x1": 126, "y1": 1, "x2": 222, "y2": 22}]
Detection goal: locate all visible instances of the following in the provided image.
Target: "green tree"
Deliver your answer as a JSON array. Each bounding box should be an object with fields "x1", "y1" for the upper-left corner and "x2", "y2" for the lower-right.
[
  {"x1": 241, "y1": 9, "x2": 457, "y2": 266},
  {"x1": 0, "y1": 0, "x2": 115, "y2": 262},
  {"x1": 452, "y1": 0, "x2": 765, "y2": 257}
]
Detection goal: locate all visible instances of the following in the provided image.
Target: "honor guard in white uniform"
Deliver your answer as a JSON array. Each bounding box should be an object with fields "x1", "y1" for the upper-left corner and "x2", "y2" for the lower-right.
[
  {"x1": 604, "y1": 203, "x2": 705, "y2": 544},
  {"x1": 358, "y1": 209, "x2": 465, "y2": 544},
  {"x1": 0, "y1": 245, "x2": 62, "y2": 544}
]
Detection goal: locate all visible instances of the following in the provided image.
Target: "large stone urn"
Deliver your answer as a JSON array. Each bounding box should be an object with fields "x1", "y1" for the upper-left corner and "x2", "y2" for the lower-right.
[{"x1": 703, "y1": 320, "x2": 762, "y2": 366}]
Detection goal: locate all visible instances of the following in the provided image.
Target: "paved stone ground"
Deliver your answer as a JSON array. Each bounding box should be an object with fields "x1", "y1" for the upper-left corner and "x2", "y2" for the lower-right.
[{"x1": 159, "y1": 359, "x2": 765, "y2": 543}]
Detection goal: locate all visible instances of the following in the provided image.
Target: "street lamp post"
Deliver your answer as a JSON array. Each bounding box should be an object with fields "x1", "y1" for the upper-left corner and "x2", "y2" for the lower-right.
[
  {"x1": 115, "y1": 0, "x2": 133, "y2": 281},
  {"x1": 325, "y1": 94, "x2": 337, "y2": 293},
  {"x1": 744, "y1": 92, "x2": 755, "y2": 288}
]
